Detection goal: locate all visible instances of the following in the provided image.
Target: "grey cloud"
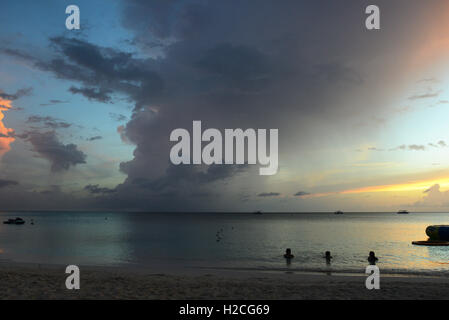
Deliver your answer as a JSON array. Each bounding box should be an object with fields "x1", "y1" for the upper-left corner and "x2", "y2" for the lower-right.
[
  {"x1": 195, "y1": 43, "x2": 272, "y2": 92},
  {"x1": 388, "y1": 142, "x2": 448, "y2": 151},
  {"x1": 258, "y1": 192, "x2": 280, "y2": 197},
  {"x1": 27, "y1": 116, "x2": 71, "y2": 129},
  {"x1": 0, "y1": 133, "x2": 12, "y2": 138},
  {"x1": 294, "y1": 191, "x2": 310, "y2": 197},
  {"x1": 84, "y1": 184, "x2": 116, "y2": 194},
  {"x1": 418, "y1": 78, "x2": 440, "y2": 83},
  {"x1": 408, "y1": 91, "x2": 440, "y2": 100},
  {"x1": 0, "y1": 0, "x2": 422, "y2": 211},
  {"x1": 44, "y1": 36, "x2": 163, "y2": 109},
  {"x1": 413, "y1": 184, "x2": 449, "y2": 208},
  {"x1": 130, "y1": 164, "x2": 247, "y2": 192},
  {"x1": 368, "y1": 147, "x2": 383, "y2": 151},
  {"x1": 0, "y1": 87, "x2": 32, "y2": 101},
  {"x1": 0, "y1": 179, "x2": 18, "y2": 189},
  {"x1": 0, "y1": 48, "x2": 36, "y2": 61},
  {"x1": 408, "y1": 144, "x2": 426, "y2": 151},
  {"x1": 314, "y1": 63, "x2": 362, "y2": 85},
  {"x1": 69, "y1": 86, "x2": 112, "y2": 103},
  {"x1": 3, "y1": 37, "x2": 164, "y2": 110},
  {"x1": 86, "y1": 136, "x2": 102, "y2": 141},
  {"x1": 26, "y1": 131, "x2": 86, "y2": 172},
  {"x1": 109, "y1": 113, "x2": 127, "y2": 122},
  {"x1": 40, "y1": 99, "x2": 68, "y2": 107}
]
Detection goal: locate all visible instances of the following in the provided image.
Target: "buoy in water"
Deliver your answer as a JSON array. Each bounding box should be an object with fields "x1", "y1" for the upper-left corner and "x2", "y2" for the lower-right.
[{"x1": 426, "y1": 225, "x2": 449, "y2": 241}]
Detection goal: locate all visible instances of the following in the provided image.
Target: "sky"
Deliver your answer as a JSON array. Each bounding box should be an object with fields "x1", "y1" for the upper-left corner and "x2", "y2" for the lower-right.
[{"x1": 1, "y1": 0, "x2": 449, "y2": 212}]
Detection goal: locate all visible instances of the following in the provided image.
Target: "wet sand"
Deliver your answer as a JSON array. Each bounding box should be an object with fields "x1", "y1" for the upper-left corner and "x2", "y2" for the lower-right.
[{"x1": 1, "y1": 263, "x2": 449, "y2": 299}]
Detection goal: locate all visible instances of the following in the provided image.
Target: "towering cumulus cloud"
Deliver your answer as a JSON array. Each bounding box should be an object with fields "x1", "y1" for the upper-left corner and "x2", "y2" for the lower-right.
[{"x1": 0, "y1": 95, "x2": 15, "y2": 159}]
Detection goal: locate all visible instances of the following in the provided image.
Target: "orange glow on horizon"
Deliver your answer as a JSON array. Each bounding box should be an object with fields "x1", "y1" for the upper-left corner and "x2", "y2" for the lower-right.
[{"x1": 304, "y1": 177, "x2": 449, "y2": 199}]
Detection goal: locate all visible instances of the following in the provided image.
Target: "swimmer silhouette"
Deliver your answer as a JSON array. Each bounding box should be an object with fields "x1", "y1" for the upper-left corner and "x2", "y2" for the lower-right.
[
  {"x1": 324, "y1": 251, "x2": 332, "y2": 264},
  {"x1": 368, "y1": 251, "x2": 378, "y2": 265},
  {"x1": 284, "y1": 248, "x2": 294, "y2": 259}
]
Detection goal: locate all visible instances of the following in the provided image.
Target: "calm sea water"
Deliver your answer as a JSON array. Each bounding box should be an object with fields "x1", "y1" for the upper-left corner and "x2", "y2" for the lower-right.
[{"x1": 1, "y1": 211, "x2": 449, "y2": 275}]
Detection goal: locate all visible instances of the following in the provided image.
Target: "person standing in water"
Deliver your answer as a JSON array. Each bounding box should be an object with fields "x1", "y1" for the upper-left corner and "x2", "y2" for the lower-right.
[
  {"x1": 284, "y1": 248, "x2": 294, "y2": 259},
  {"x1": 324, "y1": 251, "x2": 332, "y2": 264},
  {"x1": 368, "y1": 251, "x2": 378, "y2": 265},
  {"x1": 284, "y1": 248, "x2": 294, "y2": 266}
]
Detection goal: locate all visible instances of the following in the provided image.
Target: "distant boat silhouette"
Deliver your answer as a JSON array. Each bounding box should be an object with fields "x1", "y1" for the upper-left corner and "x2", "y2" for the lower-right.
[
  {"x1": 334, "y1": 210, "x2": 344, "y2": 215},
  {"x1": 253, "y1": 210, "x2": 262, "y2": 215},
  {"x1": 3, "y1": 217, "x2": 25, "y2": 225},
  {"x1": 397, "y1": 210, "x2": 409, "y2": 214}
]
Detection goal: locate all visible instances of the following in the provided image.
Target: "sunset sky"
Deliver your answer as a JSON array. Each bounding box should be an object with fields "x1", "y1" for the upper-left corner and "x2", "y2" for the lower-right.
[{"x1": 2, "y1": 0, "x2": 449, "y2": 211}]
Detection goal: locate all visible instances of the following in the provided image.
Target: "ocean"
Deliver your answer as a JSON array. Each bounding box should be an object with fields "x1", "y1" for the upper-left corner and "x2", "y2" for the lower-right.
[{"x1": 0, "y1": 211, "x2": 448, "y2": 276}]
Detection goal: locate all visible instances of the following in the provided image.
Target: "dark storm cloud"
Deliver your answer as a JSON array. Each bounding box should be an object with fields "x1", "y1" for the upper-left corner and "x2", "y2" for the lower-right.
[
  {"x1": 0, "y1": 0, "x2": 420, "y2": 210},
  {"x1": 26, "y1": 131, "x2": 86, "y2": 172},
  {"x1": 130, "y1": 164, "x2": 247, "y2": 192},
  {"x1": 110, "y1": 0, "x2": 378, "y2": 210},
  {"x1": 0, "y1": 179, "x2": 18, "y2": 189},
  {"x1": 195, "y1": 43, "x2": 272, "y2": 91},
  {"x1": 37, "y1": 36, "x2": 164, "y2": 110},
  {"x1": 27, "y1": 115, "x2": 71, "y2": 129},
  {"x1": 258, "y1": 192, "x2": 280, "y2": 197},
  {"x1": 84, "y1": 184, "x2": 116, "y2": 194},
  {"x1": 0, "y1": 37, "x2": 163, "y2": 109}
]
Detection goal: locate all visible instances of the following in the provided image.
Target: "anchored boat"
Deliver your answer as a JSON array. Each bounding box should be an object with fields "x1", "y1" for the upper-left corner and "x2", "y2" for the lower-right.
[{"x1": 3, "y1": 217, "x2": 25, "y2": 225}]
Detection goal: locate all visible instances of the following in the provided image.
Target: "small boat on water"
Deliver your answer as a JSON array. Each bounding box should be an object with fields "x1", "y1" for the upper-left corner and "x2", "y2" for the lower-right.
[
  {"x1": 334, "y1": 210, "x2": 344, "y2": 215},
  {"x1": 397, "y1": 210, "x2": 409, "y2": 214},
  {"x1": 3, "y1": 217, "x2": 25, "y2": 225},
  {"x1": 253, "y1": 210, "x2": 262, "y2": 215}
]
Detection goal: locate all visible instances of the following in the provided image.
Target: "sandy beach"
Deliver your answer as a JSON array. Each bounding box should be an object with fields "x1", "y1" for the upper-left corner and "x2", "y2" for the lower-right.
[{"x1": 1, "y1": 263, "x2": 449, "y2": 299}]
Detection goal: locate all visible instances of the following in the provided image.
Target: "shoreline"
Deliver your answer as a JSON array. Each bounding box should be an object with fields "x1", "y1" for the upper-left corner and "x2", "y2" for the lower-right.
[
  {"x1": 2, "y1": 258, "x2": 449, "y2": 279},
  {"x1": 1, "y1": 262, "x2": 449, "y2": 299}
]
